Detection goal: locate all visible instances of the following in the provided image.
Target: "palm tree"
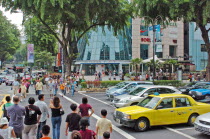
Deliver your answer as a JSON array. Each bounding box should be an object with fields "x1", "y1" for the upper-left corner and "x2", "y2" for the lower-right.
[
  {"x1": 130, "y1": 58, "x2": 143, "y2": 76},
  {"x1": 146, "y1": 59, "x2": 162, "y2": 73},
  {"x1": 164, "y1": 59, "x2": 178, "y2": 79}
]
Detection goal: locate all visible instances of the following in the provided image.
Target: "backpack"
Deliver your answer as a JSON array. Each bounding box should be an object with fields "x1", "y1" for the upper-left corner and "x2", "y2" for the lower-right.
[{"x1": 3, "y1": 104, "x2": 10, "y2": 121}]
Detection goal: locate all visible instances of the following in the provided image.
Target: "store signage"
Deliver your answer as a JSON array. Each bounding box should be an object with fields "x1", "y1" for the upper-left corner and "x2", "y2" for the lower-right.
[{"x1": 141, "y1": 38, "x2": 151, "y2": 42}]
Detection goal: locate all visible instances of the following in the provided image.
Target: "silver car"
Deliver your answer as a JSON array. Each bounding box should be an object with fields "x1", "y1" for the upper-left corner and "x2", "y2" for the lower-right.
[
  {"x1": 107, "y1": 81, "x2": 153, "y2": 100},
  {"x1": 194, "y1": 112, "x2": 210, "y2": 135},
  {"x1": 112, "y1": 85, "x2": 182, "y2": 108}
]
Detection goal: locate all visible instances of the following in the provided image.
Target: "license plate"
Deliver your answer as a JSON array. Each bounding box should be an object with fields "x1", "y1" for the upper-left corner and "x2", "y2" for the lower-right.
[{"x1": 116, "y1": 118, "x2": 120, "y2": 124}]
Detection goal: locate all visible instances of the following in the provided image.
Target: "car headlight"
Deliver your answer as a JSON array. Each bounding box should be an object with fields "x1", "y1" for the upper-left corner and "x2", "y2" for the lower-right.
[
  {"x1": 123, "y1": 113, "x2": 131, "y2": 119},
  {"x1": 189, "y1": 91, "x2": 192, "y2": 94},
  {"x1": 196, "y1": 91, "x2": 202, "y2": 96},
  {"x1": 119, "y1": 99, "x2": 130, "y2": 103}
]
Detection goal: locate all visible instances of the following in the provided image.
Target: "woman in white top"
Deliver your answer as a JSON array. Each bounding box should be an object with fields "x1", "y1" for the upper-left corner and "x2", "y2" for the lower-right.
[{"x1": 0, "y1": 117, "x2": 16, "y2": 139}]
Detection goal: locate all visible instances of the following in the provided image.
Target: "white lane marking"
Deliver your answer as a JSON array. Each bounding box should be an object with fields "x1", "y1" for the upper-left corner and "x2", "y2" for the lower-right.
[
  {"x1": 165, "y1": 127, "x2": 196, "y2": 139},
  {"x1": 176, "y1": 127, "x2": 194, "y2": 131},
  {"x1": 78, "y1": 92, "x2": 116, "y2": 108},
  {"x1": 59, "y1": 93, "x2": 136, "y2": 139}
]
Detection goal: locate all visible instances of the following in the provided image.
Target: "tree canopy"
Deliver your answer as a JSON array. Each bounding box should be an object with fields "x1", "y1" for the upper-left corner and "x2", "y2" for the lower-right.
[
  {"x1": 1, "y1": 0, "x2": 134, "y2": 73},
  {"x1": 0, "y1": 10, "x2": 21, "y2": 67},
  {"x1": 24, "y1": 17, "x2": 58, "y2": 56}
]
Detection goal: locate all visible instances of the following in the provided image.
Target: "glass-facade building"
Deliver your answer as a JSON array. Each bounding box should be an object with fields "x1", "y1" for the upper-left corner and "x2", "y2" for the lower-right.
[{"x1": 75, "y1": 26, "x2": 132, "y2": 75}]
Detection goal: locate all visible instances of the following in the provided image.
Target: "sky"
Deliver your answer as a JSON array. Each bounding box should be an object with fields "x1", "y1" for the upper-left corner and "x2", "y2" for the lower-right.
[{"x1": 0, "y1": 7, "x2": 23, "y2": 31}]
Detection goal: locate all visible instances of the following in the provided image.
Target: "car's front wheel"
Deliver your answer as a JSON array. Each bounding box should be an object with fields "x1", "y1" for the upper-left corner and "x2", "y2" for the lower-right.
[
  {"x1": 134, "y1": 118, "x2": 149, "y2": 132},
  {"x1": 187, "y1": 113, "x2": 198, "y2": 126}
]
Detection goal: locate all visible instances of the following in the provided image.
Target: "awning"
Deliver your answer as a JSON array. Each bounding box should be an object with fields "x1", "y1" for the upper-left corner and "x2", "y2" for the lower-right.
[{"x1": 142, "y1": 55, "x2": 165, "y2": 63}]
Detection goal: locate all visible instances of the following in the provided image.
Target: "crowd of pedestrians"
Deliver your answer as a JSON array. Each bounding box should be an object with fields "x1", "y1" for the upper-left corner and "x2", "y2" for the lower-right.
[{"x1": 0, "y1": 94, "x2": 112, "y2": 139}]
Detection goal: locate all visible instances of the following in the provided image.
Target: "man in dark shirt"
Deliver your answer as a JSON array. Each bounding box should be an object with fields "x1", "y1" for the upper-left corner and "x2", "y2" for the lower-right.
[
  {"x1": 23, "y1": 97, "x2": 42, "y2": 139},
  {"x1": 65, "y1": 103, "x2": 81, "y2": 139},
  {"x1": 7, "y1": 96, "x2": 25, "y2": 139}
]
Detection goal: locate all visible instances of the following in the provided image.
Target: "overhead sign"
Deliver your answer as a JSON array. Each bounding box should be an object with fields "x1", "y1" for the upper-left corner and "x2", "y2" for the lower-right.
[{"x1": 27, "y1": 44, "x2": 34, "y2": 63}]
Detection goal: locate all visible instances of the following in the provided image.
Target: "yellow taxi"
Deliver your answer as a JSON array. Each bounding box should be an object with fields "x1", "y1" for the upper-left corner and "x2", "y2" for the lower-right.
[{"x1": 113, "y1": 94, "x2": 210, "y2": 131}]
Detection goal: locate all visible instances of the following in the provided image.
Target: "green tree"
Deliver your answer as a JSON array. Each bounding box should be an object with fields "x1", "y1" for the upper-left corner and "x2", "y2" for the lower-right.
[
  {"x1": 133, "y1": 0, "x2": 210, "y2": 80},
  {"x1": 35, "y1": 51, "x2": 55, "y2": 71},
  {"x1": 24, "y1": 17, "x2": 58, "y2": 56},
  {"x1": 130, "y1": 58, "x2": 143, "y2": 76},
  {"x1": 146, "y1": 60, "x2": 162, "y2": 73},
  {"x1": 0, "y1": 10, "x2": 21, "y2": 68},
  {"x1": 14, "y1": 44, "x2": 27, "y2": 63},
  {"x1": 1, "y1": 0, "x2": 134, "y2": 74},
  {"x1": 164, "y1": 59, "x2": 179, "y2": 79}
]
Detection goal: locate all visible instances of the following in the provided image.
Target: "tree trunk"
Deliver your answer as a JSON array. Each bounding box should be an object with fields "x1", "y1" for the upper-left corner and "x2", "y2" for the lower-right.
[{"x1": 198, "y1": 24, "x2": 210, "y2": 81}]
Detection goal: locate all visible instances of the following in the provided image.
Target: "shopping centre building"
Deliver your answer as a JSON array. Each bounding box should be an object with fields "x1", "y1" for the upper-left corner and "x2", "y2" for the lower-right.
[{"x1": 75, "y1": 18, "x2": 185, "y2": 75}]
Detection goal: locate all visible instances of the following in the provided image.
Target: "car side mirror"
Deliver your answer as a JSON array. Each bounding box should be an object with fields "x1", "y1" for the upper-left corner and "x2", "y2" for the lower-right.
[
  {"x1": 143, "y1": 93, "x2": 148, "y2": 97},
  {"x1": 156, "y1": 105, "x2": 164, "y2": 109}
]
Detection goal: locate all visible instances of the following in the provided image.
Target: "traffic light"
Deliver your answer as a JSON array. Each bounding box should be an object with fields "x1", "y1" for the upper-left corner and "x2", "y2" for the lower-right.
[
  {"x1": 54, "y1": 66, "x2": 58, "y2": 72},
  {"x1": 58, "y1": 66, "x2": 62, "y2": 73}
]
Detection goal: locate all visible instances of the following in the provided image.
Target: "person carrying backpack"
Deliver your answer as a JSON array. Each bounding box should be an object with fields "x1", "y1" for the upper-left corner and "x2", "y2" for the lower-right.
[{"x1": 2, "y1": 96, "x2": 13, "y2": 121}]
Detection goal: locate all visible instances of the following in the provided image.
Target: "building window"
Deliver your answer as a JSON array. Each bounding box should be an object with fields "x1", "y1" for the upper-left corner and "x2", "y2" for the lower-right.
[
  {"x1": 156, "y1": 45, "x2": 163, "y2": 58},
  {"x1": 169, "y1": 45, "x2": 177, "y2": 58},
  {"x1": 87, "y1": 51, "x2": 91, "y2": 60},
  {"x1": 200, "y1": 59, "x2": 207, "y2": 69},
  {"x1": 201, "y1": 44, "x2": 207, "y2": 52},
  {"x1": 100, "y1": 43, "x2": 110, "y2": 60},
  {"x1": 140, "y1": 44, "x2": 148, "y2": 60},
  {"x1": 140, "y1": 25, "x2": 148, "y2": 36}
]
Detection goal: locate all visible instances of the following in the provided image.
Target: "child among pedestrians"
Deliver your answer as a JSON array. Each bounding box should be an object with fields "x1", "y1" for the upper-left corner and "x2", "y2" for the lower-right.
[
  {"x1": 96, "y1": 109, "x2": 112, "y2": 139},
  {"x1": 0, "y1": 117, "x2": 16, "y2": 139},
  {"x1": 103, "y1": 132, "x2": 110, "y2": 139},
  {"x1": 60, "y1": 82, "x2": 66, "y2": 96},
  {"x1": 71, "y1": 130, "x2": 82, "y2": 139},
  {"x1": 40, "y1": 125, "x2": 51, "y2": 139},
  {"x1": 79, "y1": 118, "x2": 96, "y2": 139},
  {"x1": 65, "y1": 104, "x2": 81, "y2": 138},
  {"x1": 79, "y1": 97, "x2": 94, "y2": 123}
]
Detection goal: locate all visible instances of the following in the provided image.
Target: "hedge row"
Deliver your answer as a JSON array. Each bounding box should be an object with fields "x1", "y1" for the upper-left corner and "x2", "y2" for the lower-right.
[
  {"x1": 80, "y1": 81, "x2": 123, "y2": 88},
  {"x1": 154, "y1": 80, "x2": 182, "y2": 87}
]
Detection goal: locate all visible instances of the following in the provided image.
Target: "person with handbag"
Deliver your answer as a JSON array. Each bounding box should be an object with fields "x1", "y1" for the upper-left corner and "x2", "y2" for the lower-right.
[
  {"x1": 1, "y1": 96, "x2": 13, "y2": 121},
  {"x1": 50, "y1": 97, "x2": 64, "y2": 139}
]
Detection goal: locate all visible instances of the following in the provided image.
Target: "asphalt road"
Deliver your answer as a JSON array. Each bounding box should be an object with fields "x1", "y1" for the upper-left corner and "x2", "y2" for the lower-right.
[{"x1": 0, "y1": 84, "x2": 210, "y2": 139}]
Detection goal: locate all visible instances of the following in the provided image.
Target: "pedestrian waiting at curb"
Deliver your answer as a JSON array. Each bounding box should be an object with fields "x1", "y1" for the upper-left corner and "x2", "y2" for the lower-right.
[
  {"x1": 65, "y1": 103, "x2": 81, "y2": 138},
  {"x1": 34, "y1": 94, "x2": 49, "y2": 139},
  {"x1": 79, "y1": 97, "x2": 94, "y2": 124},
  {"x1": 23, "y1": 97, "x2": 42, "y2": 139},
  {"x1": 96, "y1": 109, "x2": 112, "y2": 139},
  {"x1": 0, "y1": 117, "x2": 16, "y2": 139},
  {"x1": 79, "y1": 118, "x2": 96, "y2": 139},
  {"x1": 7, "y1": 96, "x2": 25, "y2": 139},
  {"x1": 40, "y1": 125, "x2": 51, "y2": 139}
]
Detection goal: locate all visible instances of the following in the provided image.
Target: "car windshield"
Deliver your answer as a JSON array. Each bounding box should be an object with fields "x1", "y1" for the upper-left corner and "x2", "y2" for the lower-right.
[
  {"x1": 137, "y1": 96, "x2": 160, "y2": 109},
  {"x1": 116, "y1": 82, "x2": 129, "y2": 88},
  {"x1": 203, "y1": 85, "x2": 210, "y2": 89},
  {"x1": 185, "y1": 82, "x2": 196, "y2": 87},
  {"x1": 130, "y1": 87, "x2": 146, "y2": 96}
]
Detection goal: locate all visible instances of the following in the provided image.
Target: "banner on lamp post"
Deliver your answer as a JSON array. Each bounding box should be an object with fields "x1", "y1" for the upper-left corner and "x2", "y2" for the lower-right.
[{"x1": 27, "y1": 44, "x2": 34, "y2": 63}]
